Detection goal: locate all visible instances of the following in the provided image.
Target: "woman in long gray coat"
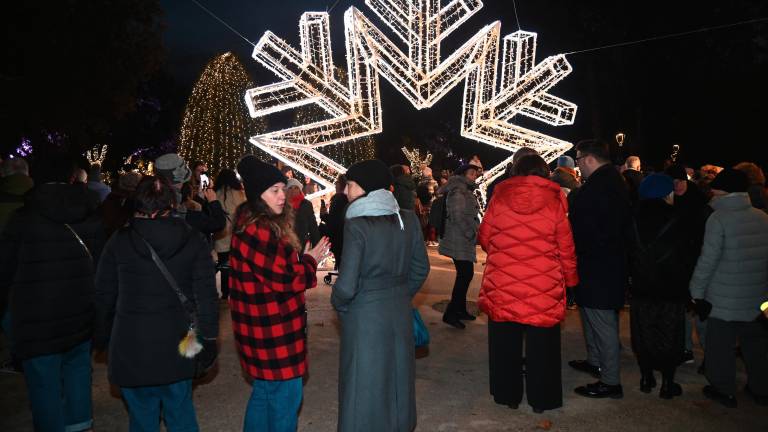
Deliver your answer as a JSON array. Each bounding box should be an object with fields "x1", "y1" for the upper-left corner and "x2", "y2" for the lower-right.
[
  {"x1": 438, "y1": 164, "x2": 481, "y2": 328},
  {"x1": 332, "y1": 159, "x2": 430, "y2": 432}
]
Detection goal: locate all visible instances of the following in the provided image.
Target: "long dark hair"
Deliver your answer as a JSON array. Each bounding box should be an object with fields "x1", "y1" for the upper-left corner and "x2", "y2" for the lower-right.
[{"x1": 234, "y1": 198, "x2": 301, "y2": 251}]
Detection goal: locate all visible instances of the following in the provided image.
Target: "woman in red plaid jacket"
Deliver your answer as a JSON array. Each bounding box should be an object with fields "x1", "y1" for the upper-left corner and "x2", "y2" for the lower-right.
[{"x1": 229, "y1": 156, "x2": 330, "y2": 432}]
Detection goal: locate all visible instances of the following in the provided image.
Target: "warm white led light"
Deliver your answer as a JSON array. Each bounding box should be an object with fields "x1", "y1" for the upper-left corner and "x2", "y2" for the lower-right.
[
  {"x1": 245, "y1": 0, "x2": 576, "y2": 196},
  {"x1": 402, "y1": 147, "x2": 433, "y2": 177},
  {"x1": 86, "y1": 144, "x2": 108, "y2": 166}
]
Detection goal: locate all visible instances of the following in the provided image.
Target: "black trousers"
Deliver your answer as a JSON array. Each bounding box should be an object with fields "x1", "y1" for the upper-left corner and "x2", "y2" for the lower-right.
[
  {"x1": 705, "y1": 317, "x2": 768, "y2": 395},
  {"x1": 217, "y1": 251, "x2": 230, "y2": 299},
  {"x1": 488, "y1": 320, "x2": 562, "y2": 410},
  {"x1": 447, "y1": 259, "x2": 474, "y2": 314}
]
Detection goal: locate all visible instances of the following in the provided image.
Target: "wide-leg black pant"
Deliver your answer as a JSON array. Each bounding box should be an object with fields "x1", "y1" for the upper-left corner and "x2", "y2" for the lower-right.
[{"x1": 488, "y1": 320, "x2": 562, "y2": 410}]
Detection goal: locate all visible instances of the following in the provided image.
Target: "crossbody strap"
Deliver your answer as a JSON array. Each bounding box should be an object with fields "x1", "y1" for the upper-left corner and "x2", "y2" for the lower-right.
[
  {"x1": 64, "y1": 223, "x2": 92, "y2": 259},
  {"x1": 133, "y1": 229, "x2": 198, "y2": 328}
]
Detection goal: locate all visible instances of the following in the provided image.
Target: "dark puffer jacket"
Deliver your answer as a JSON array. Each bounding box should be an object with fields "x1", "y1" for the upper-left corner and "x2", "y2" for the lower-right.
[
  {"x1": 94, "y1": 217, "x2": 218, "y2": 387},
  {"x1": 0, "y1": 183, "x2": 103, "y2": 359}
]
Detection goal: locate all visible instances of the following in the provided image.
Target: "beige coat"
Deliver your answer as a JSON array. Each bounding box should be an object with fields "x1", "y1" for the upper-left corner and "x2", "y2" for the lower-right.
[{"x1": 214, "y1": 188, "x2": 246, "y2": 253}]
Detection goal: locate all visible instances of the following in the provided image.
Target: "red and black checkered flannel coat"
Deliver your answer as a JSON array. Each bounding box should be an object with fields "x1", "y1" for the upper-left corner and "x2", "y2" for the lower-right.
[{"x1": 229, "y1": 221, "x2": 318, "y2": 380}]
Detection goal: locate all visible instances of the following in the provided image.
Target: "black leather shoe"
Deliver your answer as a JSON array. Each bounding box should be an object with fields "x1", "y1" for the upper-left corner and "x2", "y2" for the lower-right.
[
  {"x1": 659, "y1": 381, "x2": 682, "y2": 399},
  {"x1": 442, "y1": 314, "x2": 466, "y2": 329},
  {"x1": 568, "y1": 360, "x2": 601, "y2": 378},
  {"x1": 456, "y1": 310, "x2": 477, "y2": 321},
  {"x1": 574, "y1": 381, "x2": 623, "y2": 399},
  {"x1": 640, "y1": 374, "x2": 657, "y2": 393},
  {"x1": 703, "y1": 385, "x2": 737, "y2": 408}
]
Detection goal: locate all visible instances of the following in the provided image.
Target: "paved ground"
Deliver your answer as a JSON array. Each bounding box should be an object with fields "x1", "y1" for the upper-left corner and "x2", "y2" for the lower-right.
[{"x1": 1, "y1": 247, "x2": 766, "y2": 431}]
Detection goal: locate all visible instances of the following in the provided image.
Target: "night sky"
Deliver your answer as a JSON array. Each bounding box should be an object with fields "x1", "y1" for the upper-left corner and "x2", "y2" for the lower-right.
[{"x1": 160, "y1": 0, "x2": 768, "y2": 171}]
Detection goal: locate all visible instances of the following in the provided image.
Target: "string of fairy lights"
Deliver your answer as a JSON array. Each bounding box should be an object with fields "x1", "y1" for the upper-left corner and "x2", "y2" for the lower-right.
[{"x1": 178, "y1": 52, "x2": 268, "y2": 178}]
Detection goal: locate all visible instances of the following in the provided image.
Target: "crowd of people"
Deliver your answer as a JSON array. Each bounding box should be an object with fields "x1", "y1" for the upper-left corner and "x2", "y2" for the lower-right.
[{"x1": 0, "y1": 141, "x2": 766, "y2": 431}]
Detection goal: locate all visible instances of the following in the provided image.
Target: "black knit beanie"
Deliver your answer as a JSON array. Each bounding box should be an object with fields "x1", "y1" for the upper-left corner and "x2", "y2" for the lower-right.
[
  {"x1": 345, "y1": 159, "x2": 393, "y2": 193},
  {"x1": 236, "y1": 156, "x2": 287, "y2": 203},
  {"x1": 710, "y1": 168, "x2": 749, "y2": 193}
]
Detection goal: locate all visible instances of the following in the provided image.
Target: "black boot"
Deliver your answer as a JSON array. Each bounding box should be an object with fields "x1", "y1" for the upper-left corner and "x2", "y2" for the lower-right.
[
  {"x1": 659, "y1": 369, "x2": 682, "y2": 399},
  {"x1": 640, "y1": 371, "x2": 656, "y2": 394},
  {"x1": 456, "y1": 310, "x2": 476, "y2": 321}
]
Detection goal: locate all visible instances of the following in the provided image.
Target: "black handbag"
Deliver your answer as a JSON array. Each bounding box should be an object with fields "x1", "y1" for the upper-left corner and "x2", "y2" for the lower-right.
[{"x1": 133, "y1": 229, "x2": 217, "y2": 378}]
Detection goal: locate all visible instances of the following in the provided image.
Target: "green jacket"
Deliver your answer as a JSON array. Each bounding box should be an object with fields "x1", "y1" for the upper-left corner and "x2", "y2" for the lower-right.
[
  {"x1": 689, "y1": 193, "x2": 768, "y2": 321},
  {"x1": 0, "y1": 174, "x2": 34, "y2": 232}
]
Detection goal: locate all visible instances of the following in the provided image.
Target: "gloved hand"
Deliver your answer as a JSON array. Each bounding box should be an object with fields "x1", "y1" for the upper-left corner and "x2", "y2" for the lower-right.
[
  {"x1": 194, "y1": 339, "x2": 218, "y2": 379},
  {"x1": 692, "y1": 299, "x2": 712, "y2": 321}
]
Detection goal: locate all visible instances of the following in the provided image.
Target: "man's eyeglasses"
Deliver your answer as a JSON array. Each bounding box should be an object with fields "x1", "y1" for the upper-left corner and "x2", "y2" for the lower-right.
[{"x1": 574, "y1": 155, "x2": 587, "y2": 162}]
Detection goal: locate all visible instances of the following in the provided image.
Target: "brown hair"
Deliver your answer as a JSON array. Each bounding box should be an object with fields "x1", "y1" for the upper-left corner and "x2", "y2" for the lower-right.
[
  {"x1": 734, "y1": 162, "x2": 766, "y2": 186},
  {"x1": 234, "y1": 198, "x2": 301, "y2": 251},
  {"x1": 513, "y1": 154, "x2": 550, "y2": 178},
  {"x1": 134, "y1": 176, "x2": 177, "y2": 216}
]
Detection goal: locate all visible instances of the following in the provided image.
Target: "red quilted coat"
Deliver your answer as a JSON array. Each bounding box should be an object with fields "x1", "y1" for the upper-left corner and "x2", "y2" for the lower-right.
[{"x1": 478, "y1": 175, "x2": 578, "y2": 327}]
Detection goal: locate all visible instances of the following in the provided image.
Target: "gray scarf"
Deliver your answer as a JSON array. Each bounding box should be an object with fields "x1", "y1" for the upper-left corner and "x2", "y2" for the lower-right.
[{"x1": 345, "y1": 189, "x2": 404, "y2": 230}]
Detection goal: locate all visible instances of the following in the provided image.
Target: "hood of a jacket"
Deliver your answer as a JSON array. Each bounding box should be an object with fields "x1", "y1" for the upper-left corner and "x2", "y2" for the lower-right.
[
  {"x1": 495, "y1": 175, "x2": 562, "y2": 215},
  {"x1": 710, "y1": 192, "x2": 752, "y2": 211},
  {"x1": 551, "y1": 168, "x2": 579, "y2": 189},
  {"x1": 0, "y1": 174, "x2": 34, "y2": 196},
  {"x1": 27, "y1": 183, "x2": 100, "y2": 224},
  {"x1": 439, "y1": 175, "x2": 477, "y2": 195},
  {"x1": 130, "y1": 217, "x2": 195, "y2": 259}
]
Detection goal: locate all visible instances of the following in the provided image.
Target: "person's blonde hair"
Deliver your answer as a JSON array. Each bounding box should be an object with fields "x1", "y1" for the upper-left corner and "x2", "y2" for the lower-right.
[
  {"x1": 234, "y1": 199, "x2": 301, "y2": 252},
  {"x1": 734, "y1": 162, "x2": 766, "y2": 186}
]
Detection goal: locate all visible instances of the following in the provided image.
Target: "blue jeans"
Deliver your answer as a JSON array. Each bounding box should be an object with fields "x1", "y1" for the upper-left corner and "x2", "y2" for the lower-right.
[
  {"x1": 22, "y1": 340, "x2": 93, "y2": 432},
  {"x1": 121, "y1": 380, "x2": 198, "y2": 432},
  {"x1": 244, "y1": 377, "x2": 303, "y2": 432}
]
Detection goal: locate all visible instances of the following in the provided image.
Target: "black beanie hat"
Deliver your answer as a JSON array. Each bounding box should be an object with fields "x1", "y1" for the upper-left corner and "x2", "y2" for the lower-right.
[
  {"x1": 236, "y1": 156, "x2": 287, "y2": 203},
  {"x1": 710, "y1": 168, "x2": 749, "y2": 193},
  {"x1": 345, "y1": 159, "x2": 393, "y2": 193}
]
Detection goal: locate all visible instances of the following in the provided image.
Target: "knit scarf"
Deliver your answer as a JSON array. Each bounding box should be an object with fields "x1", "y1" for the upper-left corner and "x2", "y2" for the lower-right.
[{"x1": 345, "y1": 189, "x2": 404, "y2": 230}]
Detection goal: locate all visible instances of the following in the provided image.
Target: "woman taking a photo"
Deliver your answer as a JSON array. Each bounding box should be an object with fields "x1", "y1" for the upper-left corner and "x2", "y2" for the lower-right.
[
  {"x1": 478, "y1": 154, "x2": 578, "y2": 414},
  {"x1": 332, "y1": 159, "x2": 430, "y2": 432},
  {"x1": 95, "y1": 176, "x2": 219, "y2": 430},
  {"x1": 229, "y1": 156, "x2": 329, "y2": 432}
]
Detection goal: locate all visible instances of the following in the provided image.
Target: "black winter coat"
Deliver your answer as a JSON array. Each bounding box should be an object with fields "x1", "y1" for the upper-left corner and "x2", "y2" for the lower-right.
[
  {"x1": 629, "y1": 199, "x2": 692, "y2": 302},
  {"x1": 293, "y1": 199, "x2": 320, "y2": 246},
  {"x1": 0, "y1": 183, "x2": 103, "y2": 359},
  {"x1": 94, "y1": 217, "x2": 218, "y2": 387},
  {"x1": 569, "y1": 164, "x2": 632, "y2": 309}
]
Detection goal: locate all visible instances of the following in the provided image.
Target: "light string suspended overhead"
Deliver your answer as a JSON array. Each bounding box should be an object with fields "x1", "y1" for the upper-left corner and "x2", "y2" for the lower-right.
[{"x1": 245, "y1": 0, "x2": 577, "y2": 197}]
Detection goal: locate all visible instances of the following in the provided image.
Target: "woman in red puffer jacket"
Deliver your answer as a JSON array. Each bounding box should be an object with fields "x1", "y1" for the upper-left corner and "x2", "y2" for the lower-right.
[{"x1": 478, "y1": 154, "x2": 578, "y2": 414}]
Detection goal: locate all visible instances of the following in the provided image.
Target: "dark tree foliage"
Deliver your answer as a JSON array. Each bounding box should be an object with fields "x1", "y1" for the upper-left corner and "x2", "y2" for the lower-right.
[{"x1": 0, "y1": 0, "x2": 164, "y2": 158}]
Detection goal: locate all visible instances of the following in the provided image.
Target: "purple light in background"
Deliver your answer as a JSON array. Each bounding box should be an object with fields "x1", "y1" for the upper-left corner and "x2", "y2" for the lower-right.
[{"x1": 15, "y1": 138, "x2": 33, "y2": 157}]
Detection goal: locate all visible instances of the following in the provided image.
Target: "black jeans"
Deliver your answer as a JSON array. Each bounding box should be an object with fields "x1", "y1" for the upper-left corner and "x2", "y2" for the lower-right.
[
  {"x1": 217, "y1": 251, "x2": 230, "y2": 299},
  {"x1": 488, "y1": 320, "x2": 562, "y2": 409},
  {"x1": 447, "y1": 259, "x2": 474, "y2": 315}
]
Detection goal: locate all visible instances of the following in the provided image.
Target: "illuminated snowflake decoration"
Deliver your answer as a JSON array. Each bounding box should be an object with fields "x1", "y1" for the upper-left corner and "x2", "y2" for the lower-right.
[{"x1": 245, "y1": 0, "x2": 576, "y2": 198}]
